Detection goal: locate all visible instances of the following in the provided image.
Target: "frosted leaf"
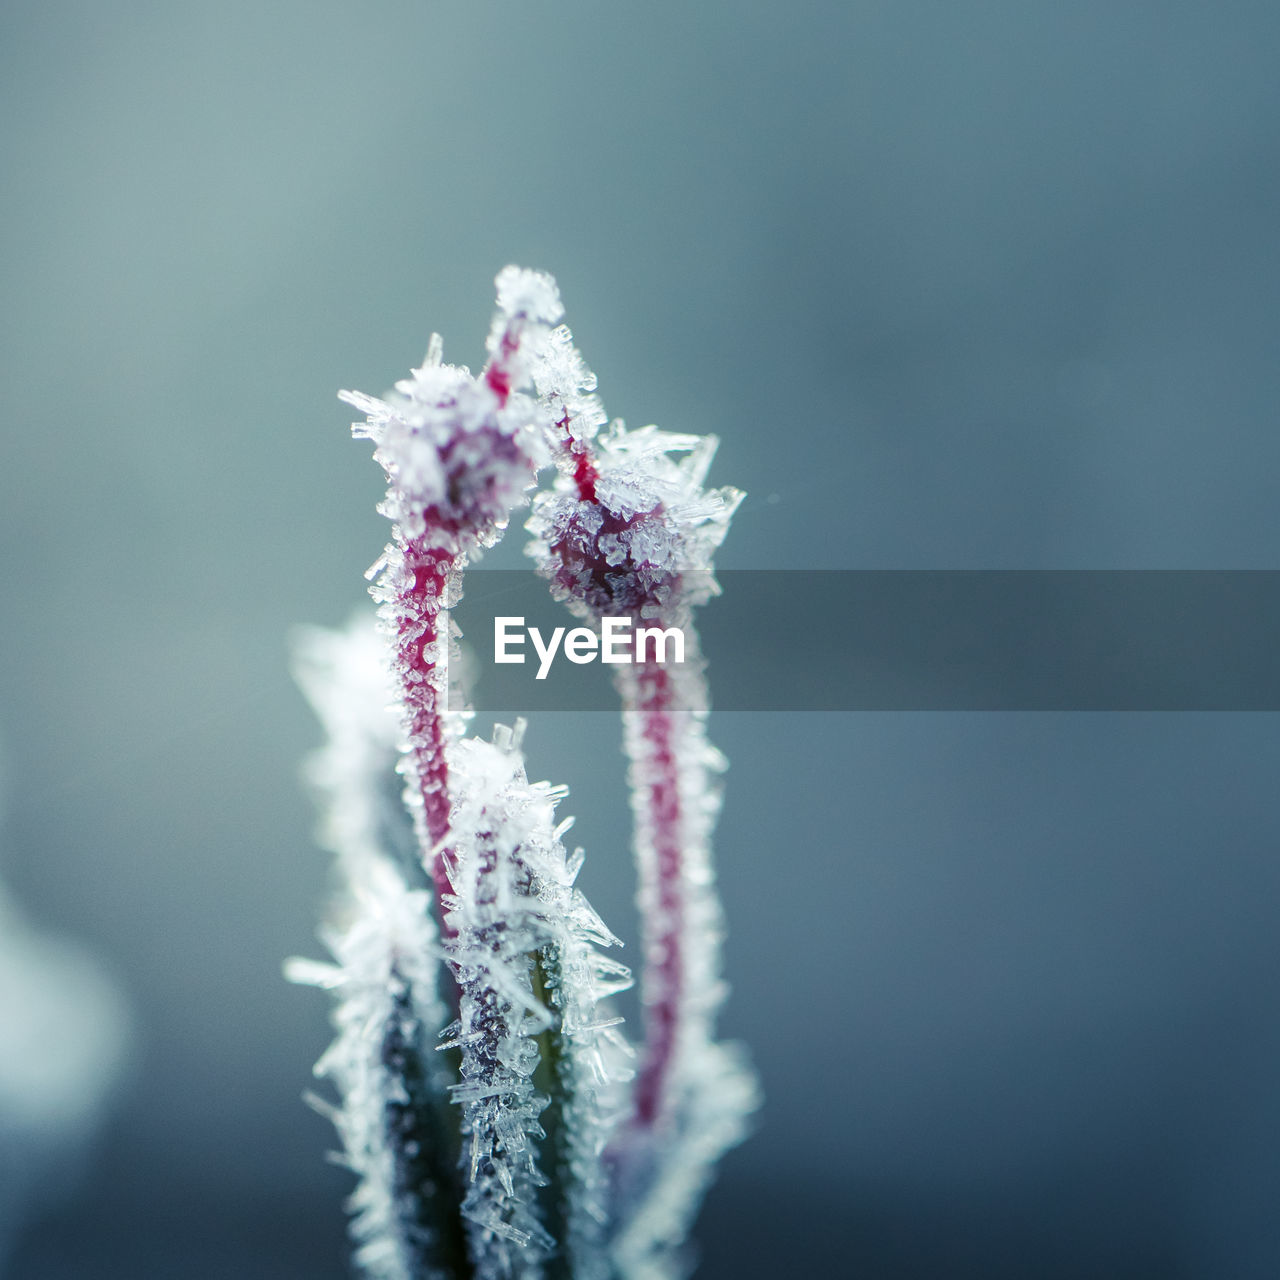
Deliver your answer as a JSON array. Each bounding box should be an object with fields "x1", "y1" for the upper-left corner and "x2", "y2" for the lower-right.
[
  {"x1": 444, "y1": 727, "x2": 633, "y2": 1280},
  {"x1": 340, "y1": 270, "x2": 579, "y2": 884},
  {"x1": 304, "y1": 268, "x2": 754, "y2": 1280},
  {"x1": 293, "y1": 613, "x2": 469, "y2": 1277},
  {"x1": 600, "y1": 660, "x2": 759, "y2": 1280},
  {"x1": 288, "y1": 857, "x2": 462, "y2": 1280}
]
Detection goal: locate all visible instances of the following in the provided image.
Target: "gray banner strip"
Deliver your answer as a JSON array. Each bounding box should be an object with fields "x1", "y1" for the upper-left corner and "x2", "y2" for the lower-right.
[{"x1": 448, "y1": 571, "x2": 1280, "y2": 711}]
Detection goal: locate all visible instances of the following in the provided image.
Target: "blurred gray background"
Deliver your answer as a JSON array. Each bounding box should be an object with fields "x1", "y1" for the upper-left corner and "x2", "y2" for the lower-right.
[{"x1": 3, "y1": 1, "x2": 1280, "y2": 1276}]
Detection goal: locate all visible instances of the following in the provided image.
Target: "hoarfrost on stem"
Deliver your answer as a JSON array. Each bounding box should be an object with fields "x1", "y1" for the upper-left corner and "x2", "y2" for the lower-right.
[
  {"x1": 338, "y1": 267, "x2": 561, "y2": 915},
  {"x1": 526, "y1": 318, "x2": 757, "y2": 1280},
  {"x1": 294, "y1": 267, "x2": 755, "y2": 1280}
]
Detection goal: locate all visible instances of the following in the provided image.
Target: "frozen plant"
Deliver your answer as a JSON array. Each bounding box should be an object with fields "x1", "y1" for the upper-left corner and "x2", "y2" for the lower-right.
[{"x1": 291, "y1": 269, "x2": 757, "y2": 1280}]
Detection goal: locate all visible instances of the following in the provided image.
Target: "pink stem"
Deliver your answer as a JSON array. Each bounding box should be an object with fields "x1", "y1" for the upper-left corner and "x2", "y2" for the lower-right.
[
  {"x1": 628, "y1": 658, "x2": 685, "y2": 1128},
  {"x1": 392, "y1": 536, "x2": 459, "y2": 926},
  {"x1": 393, "y1": 319, "x2": 524, "y2": 920},
  {"x1": 547, "y1": 415, "x2": 692, "y2": 1134}
]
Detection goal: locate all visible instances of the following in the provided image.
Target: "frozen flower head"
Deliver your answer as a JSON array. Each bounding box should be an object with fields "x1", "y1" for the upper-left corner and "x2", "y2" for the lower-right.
[
  {"x1": 529, "y1": 425, "x2": 743, "y2": 619},
  {"x1": 340, "y1": 351, "x2": 541, "y2": 549},
  {"x1": 341, "y1": 269, "x2": 566, "y2": 551},
  {"x1": 520, "y1": 298, "x2": 742, "y2": 618}
]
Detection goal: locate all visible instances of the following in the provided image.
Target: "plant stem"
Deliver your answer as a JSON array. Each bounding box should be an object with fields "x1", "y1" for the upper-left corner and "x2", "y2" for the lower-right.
[
  {"x1": 624, "y1": 660, "x2": 686, "y2": 1130},
  {"x1": 391, "y1": 537, "x2": 461, "y2": 929}
]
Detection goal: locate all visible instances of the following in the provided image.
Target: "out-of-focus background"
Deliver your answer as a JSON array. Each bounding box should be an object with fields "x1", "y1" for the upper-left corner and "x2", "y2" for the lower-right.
[{"x1": 3, "y1": 2, "x2": 1280, "y2": 1276}]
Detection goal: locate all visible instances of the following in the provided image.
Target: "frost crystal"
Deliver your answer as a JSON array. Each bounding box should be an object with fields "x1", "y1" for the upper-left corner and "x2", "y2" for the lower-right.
[
  {"x1": 297, "y1": 268, "x2": 753, "y2": 1280},
  {"x1": 342, "y1": 272, "x2": 558, "y2": 551}
]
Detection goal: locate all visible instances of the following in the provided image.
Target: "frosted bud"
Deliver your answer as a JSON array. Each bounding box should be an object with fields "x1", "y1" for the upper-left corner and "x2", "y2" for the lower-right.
[
  {"x1": 529, "y1": 425, "x2": 743, "y2": 618},
  {"x1": 343, "y1": 367, "x2": 547, "y2": 546}
]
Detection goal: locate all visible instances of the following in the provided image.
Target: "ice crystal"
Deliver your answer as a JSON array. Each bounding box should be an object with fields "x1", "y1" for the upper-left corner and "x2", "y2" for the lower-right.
[
  {"x1": 342, "y1": 271, "x2": 559, "y2": 552},
  {"x1": 296, "y1": 268, "x2": 754, "y2": 1280},
  {"x1": 531, "y1": 324, "x2": 609, "y2": 450}
]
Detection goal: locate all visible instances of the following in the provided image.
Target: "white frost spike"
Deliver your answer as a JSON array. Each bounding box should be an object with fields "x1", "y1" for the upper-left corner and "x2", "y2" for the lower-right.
[
  {"x1": 531, "y1": 322, "x2": 609, "y2": 447},
  {"x1": 445, "y1": 727, "x2": 633, "y2": 1280}
]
